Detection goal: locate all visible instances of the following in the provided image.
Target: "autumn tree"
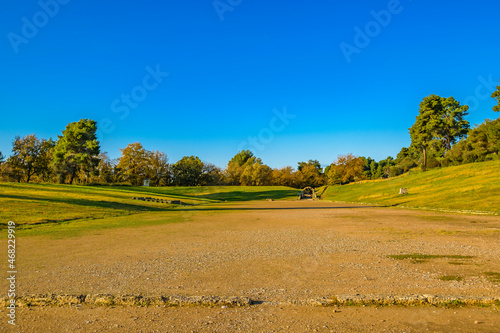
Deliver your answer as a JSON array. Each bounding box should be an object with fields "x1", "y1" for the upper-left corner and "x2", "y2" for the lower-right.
[
  {"x1": 0, "y1": 152, "x2": 8, "y2": 182},
  {"x1": 95, "y1": 153, "x2": 115, "y2": 184},
  {"x1": 295, "y1": 161, "x2": 327, "y2": 188},
  {"x1": 327, "y1": 154, "x2": 365, "y2": 185},
  {"x1": 147, "y1": 150, "x2": 169, "y2": 186},
  {"x1": 271, "y1": 166, "x2": 296, "y2": 187},
  {"x1": 117, "y1": 142, "x2": 151, "y2": 185},
  {"x1": 201, "y1": 163, "x2": 223, "y2": 185},
  {"x1": 52, "y1": 119, "x2": 100, "y2": 183},
  {"x1": 240, "y1": 160, "x2": 272, "y2": 186}
]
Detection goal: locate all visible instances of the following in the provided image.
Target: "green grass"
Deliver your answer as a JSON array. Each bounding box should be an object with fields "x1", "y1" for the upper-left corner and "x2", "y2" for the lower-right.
[
  {"x1": 438, "y1": 275, "x2": 463, "y2": 281},
  {"x1": 387, "y1": 253, "x2": 474, "y2": 264},
  {"x1": 448, "y1": 261, "x2": 469, "y2": 266},
  {"x1": 484, "y1": 272, "x2": 500, "y2": 283},
  {"x1": 0, "y1": 183, "x2": 298, "y2": 231},
  {"x1": 106, "y1": 185, "x2": 299, "y2": 203},
  {"x1": 19, "y1": 213, "x2": 186, "y2": 238},
  {"x1": 320, "y1": 160, "x2": 500, "y2": 214}
]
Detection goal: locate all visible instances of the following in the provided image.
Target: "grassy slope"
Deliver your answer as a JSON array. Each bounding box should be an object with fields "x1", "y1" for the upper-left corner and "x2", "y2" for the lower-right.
[
  {"x1": 3, "y1": 160, "x2": 498, "y2": 235},
  {"x1": 0, "y1": 183, "x2": 298, "y2": 227},
  {"x1": 105, "y1": 185, "x2": 299, "y2": 202},
  {"x1": 321, "y1": 160, "x2": 500, "y2": 214}
]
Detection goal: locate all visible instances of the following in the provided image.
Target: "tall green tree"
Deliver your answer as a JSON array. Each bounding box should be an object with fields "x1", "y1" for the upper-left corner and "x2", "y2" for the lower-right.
[
  {"x1": 0, "y1": 151, "x2": 4, "y2": 165},
  {"x1": 438, "y1": 97, "x2": 470, "y2": 150},
  {"x1": 394, "y1": 146, "x2": 418, "y2": 173},
  {"x1": 445, "y1": 118, "x2": 500, "y2": 164},
  {"x1": 492, "y1": 79, "x2": 500, "y2": 112},
  {"x1": 224, "y1": 150, "x2": 275, "y2": 186},
  {"x1": 410, "y1": 95, "x2": 442, "y2": 169},
  {"x1": 229, "y1": 150, "x2": 254, "y2": 166},
  {"x1": 240, "y1": 160, "x2": 272, "y2": 186},
  {"x1": 409, "y1": 95, "x2": 469, "y2": 169},
  {"x1": 298, "y1": 159, "x2": 322, "y2": 172},
  {"x1": 52, "y1": 119, "x2": 100, "y2": 183},
  {"x1": 225, "y1": 150, "x2": 254, "y2": 185},
  {"x1": 172, "y1": 156, "x2": 204, "y2": 186}
]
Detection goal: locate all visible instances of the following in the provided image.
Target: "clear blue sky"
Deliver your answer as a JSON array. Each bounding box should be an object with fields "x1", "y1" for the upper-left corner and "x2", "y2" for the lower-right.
[{"x1": 1, "y1": 0, "x2": 498, "y2": 168}]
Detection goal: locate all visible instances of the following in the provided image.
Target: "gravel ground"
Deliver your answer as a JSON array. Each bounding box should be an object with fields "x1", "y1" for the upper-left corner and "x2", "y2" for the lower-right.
[
  {"x1": 1, "y1": 304, "x2": 498, "y2": 332},
  {"x1": 1, "y1": 201, "x2": 499, "y2": 331}
]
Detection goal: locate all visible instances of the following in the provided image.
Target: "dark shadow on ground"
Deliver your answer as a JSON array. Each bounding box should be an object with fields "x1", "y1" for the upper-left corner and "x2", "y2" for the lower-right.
[
  {"x1": 0, "y1": 192, "x2": 376, "y2": 214},
  {"x1": 0, "y1": 193, "x2": 167, "y2": 212},
  {"x1": 1, "y1": 183, "x2": 302, "y2": 203},
  {"x1": 197, "y1": 190, "x2": 299, "y2": 202},
  {"x1": 102, "y1": 187, "x2": 300, "y2": 202}
]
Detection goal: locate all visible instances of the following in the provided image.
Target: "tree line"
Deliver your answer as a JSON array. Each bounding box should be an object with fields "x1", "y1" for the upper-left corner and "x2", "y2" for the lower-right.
[{"x1": 1, "y1": 80, "x2": 499, "y2": 187}]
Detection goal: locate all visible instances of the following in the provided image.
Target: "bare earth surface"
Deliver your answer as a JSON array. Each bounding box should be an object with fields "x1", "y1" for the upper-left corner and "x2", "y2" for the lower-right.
[{"x1": 1, "y1": 201, "x2": 499, "y2": 332}]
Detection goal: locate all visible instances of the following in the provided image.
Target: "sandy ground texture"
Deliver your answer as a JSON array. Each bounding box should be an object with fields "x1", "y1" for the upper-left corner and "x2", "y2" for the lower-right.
[
  {"x1": 0, "y1": 305, "x2": 499, "y2": 332},
  {"x1": 1, "y1": 200, "x2": 500, "y2": 331}
]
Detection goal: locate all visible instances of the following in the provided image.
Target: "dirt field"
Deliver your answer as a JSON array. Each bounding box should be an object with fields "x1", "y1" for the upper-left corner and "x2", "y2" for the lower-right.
[{"x1": 1, "y1": 201, "x2": 499, "y2": 332}]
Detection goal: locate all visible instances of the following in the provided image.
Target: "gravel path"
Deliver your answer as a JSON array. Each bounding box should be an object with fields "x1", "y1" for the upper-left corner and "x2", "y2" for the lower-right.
[{"x1": 2, "y1": 201, "x2": 499, "y2": 331}]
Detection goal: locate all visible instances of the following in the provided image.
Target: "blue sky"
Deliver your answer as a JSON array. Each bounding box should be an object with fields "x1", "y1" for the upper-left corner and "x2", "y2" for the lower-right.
[{"x1": 1, "y1": 0, "x2": 498, "y2": 168}]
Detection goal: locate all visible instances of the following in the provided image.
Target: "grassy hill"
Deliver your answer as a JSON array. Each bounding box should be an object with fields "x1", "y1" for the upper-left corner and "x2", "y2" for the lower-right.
[
  {"x1": 0, "y1": 184, "x2": 298, "y2": 227},
  {"x1": 321, "y1": 160, "x2": 500, "y2": 214},
  {"x1": 2, "y1": 160, "x2": 499, "y2": 235}
]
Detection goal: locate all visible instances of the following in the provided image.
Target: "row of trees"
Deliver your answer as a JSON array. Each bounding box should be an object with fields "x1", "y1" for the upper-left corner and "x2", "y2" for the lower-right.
[
  {"x1": 0, "y1": 120, "x2": 329, "y2": 187},
  {"x1": 324, "y1": 85, "x2": 500, "y2": 184},
  {"x1": 401, "y1": 89, "x2": 499, "y2": 171},
  {"x1": 0, "y1": 119, "x2": 100, "y2": 184},
  {"x1": 1, "y1": 79, "x2": 499, "y2": 187}
]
